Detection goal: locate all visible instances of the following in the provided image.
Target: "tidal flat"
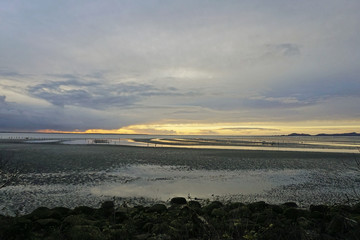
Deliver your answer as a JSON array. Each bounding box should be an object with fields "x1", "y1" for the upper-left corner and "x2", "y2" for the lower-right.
[{"x1": 1, "y1": 142, "x2": 360, "y2": 216}]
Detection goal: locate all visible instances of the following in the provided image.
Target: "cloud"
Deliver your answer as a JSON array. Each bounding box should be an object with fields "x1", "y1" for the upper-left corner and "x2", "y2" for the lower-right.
[
  {"x1": 243, "y1": 95, "x2": 316, "y2": 109},
  {"x1": 265, "y1": 43, "x2": 301, "y2": 57},
  {"x1": 1, "y1": 1, "x2": 360, "y2": 132},
  {"x1": 0, "y1": 94, "x2": 133, "y2": 131},
  {"x1": 0, "y1": 70, "x2": 25, "y2": 78},
  {"x1": 0, "y1": 95, "x2": 6, "y2": 105},
  {"x1": 27, "y1": 79, "x2": 185, "y2": 109}
]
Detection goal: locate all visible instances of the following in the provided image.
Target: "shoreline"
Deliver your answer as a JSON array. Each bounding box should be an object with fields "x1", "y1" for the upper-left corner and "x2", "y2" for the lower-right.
[{"x1": 1, "y1": 198, "x2": 359, "y2": 239}]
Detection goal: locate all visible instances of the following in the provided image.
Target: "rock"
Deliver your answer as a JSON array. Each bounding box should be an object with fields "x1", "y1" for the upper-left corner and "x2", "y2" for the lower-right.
[
  {"x1": 352, "y1": 202, "x2": 360, "y2": 214},
  {"x1": 51, "y1": 207, "x2": 71, "y2": 219},
  {"x1": 0, "y1": 217, "x2": 32, "y2": 239},
  {"x1": 62, "y1": 215, "x2": 95, "y2": 227},
  {"x1": 320, "y1": 233, "x2": 337, "y2": 240},
  {"x1": 99, "y1": 201, "x2": 115, "y2": 217},
  {"x1": 248, "y1": 201, "x2": 268, "y2": 212},
  {"x1": 203, "y1": 201, "x2": 223, "y2": 214},
  {"x1": 326, "y1": 214, "x2": 359, "y2": 235},
  {"x1": 327, "y1": 215, "x2": 345, "y2": 234},
  {"x1": 331, "y1": 205, "x2": 352, "y2": 214},
  {"x1": 101, "y1": 201, "x2": 115, "y2": 209},
  {"x1": 180, "y1": 206, "x2": 191, "y2": 215},
  {"x1": 188, "y1": 200, "x2": 202, "y2": 209},
  {"x1": 226, "y1": 202, "x2": 244, "y2": 210},
  {"x1": 142, "y1": 222, "x2": 154, "y2": 232},
  {"x1": 67, "y1": 225, "x2": 104, "y2": 240},
  {"x1": 170, "y1": 197, "x2": 187, "y2": 205},
  {"x1": 211, "y1": 208, "x2": 227, "y2": 218},
  {"x1": 251, "y1": 212, "x2": 269, "y2": 224},
  {"x1": 115, "y1": 211, "x2": 128, "y2": 222},
  {"x1": 73, "y1": 206, "x2": 96, "y2": 215},
  {"x1": 310, "y1": 204, "x2": 329, "y2": 213},
  {"x1": 151, "y1": 223, "x2": 169, "y2": 234},
  {"x1": 28, "y1": 207, "x2": 53, "y2": 220},
  {"x1": 239, "y1": 206, "x2": 252, "y2": 218},
  {"x1": 135, "y1": 233, "x2": 152, "y2": 240},
  {"x1": 14, "y1": 217, "x2": 32, "y2": 230},
  {"x1": 310, "y1": 211, "x2": 324, "y2": 219},
  {"x1": 147, "y1": 204, "x2": 167, "y2": 213},
  {"x1": 229, "y1": 206, "x2": 252, "y2": 218},
  {"x1": 284, "y1": 208, "x2": 300, "y2": 219},
  {"x1": 270, "y1": 205, "x2": 283, "y2": 214},
  {"x1": 282, "y1": 202, "x2": 298, "y2": 208},
  {"x1": 35, "y1": 218, "x2": 61, "y2": 228},
  {"x1": 148, "y1": 233, "x2": 171, "y2": 240},
  {"x1": 297, "y1": 217, "x2": 312, "y2": 229}
]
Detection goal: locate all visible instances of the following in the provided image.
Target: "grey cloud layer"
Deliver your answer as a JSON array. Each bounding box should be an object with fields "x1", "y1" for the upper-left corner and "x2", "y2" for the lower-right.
[
  {"x1": 1, "y1": 0, "x2": 360, "y2": 131},
  {"x1": 27, "y1": 79, "x2": 185, "y2": 109}
]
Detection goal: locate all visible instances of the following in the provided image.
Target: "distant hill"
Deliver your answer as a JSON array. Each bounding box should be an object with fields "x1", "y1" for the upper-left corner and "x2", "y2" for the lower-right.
[
  {"x1": 287, "y1": 132, "x2": 360, "y2": 137},
  {"x1": 316, "y1": 132, "x2": 360, "y2": 137},
  {"x1": 287, "y1": 133, "x2": 311, "y2": 136}
]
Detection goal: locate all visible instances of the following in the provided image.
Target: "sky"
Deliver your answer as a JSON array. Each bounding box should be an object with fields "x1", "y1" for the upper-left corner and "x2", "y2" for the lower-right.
[{"x1": 1, "y1": 0, "x2": 360, "y2": 135}]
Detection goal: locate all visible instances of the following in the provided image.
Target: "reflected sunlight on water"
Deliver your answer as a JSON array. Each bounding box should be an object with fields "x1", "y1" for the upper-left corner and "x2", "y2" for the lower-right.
[{"x1": 90, "y1": 164, "x2": 310, "y2": 200}]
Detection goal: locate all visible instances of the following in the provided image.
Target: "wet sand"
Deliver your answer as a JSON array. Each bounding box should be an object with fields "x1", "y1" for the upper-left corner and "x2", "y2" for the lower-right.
[{"x1": 1, "y1": 142, "x2": 359, "y2": 215}]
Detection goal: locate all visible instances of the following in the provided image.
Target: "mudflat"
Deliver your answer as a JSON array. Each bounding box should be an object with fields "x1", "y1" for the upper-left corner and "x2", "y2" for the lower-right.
[{"x1": 1, "y1": 142, "x2": 359, "y2": 215}]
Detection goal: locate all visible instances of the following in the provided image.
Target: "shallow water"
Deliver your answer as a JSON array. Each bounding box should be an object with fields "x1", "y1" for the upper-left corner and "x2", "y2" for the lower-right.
[
  {"x1": 90, "y1": 165, "x2": 311, "y2": 200},
  {"x1": 2, "y1": 132, "x2": 360, "y2": 153},
  {"x1": 1, "y1": 139, "x2": 360, "y2": 215}
]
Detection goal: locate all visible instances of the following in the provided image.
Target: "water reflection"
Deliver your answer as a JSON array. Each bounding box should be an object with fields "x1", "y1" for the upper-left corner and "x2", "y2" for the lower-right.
[{"x1": 90, "y1": 164, "x2": 310, "y2": 200}]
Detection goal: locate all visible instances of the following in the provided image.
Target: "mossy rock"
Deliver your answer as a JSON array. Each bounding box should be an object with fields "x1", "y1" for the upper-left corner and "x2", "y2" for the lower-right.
[
  {"x1": 252, "y1": 208, "x2": 275, "y2": 223},
  {"x1": 284, "y1": 208, "x2": 301, "y2": 220},
  {"x1": 134, "y1": 233, "x2": 152, "y2": 240},
  {"x1": 230, "y1": 206, "x2": 252, "y2": 218},
  {"x1": 151, "y1": 222, "x2": 170, "y2": 234},
  {"x1": 51, "y1": 207, "x2": 71, "y2": 219},
  {"x1": 203, "y1": 201, "x2": 223, "y2": 214},
  {"x1": 114, "y1": 211, "x2": 128, "y2": 222},
  {"x1": 310, "y1": 204, "x2": 329, "y2": 213},
  {"x1": 148, "y1": 233, "x2": 171, "y2": 240},
  {"x1": 36, "y1": 218, "x2": 61, "y2": 228},
  {"x1": 352, "y1": 202, "x2": 360, "y2": 214},
  {"x1": 62, "y1": 214, "x2": 96, "y2": 228},
  {"x1": 147, "y1": 204, "x2": 167, "y2": 213},
  {"x1": 101, "y1": 201, "x2": 115, "y2": 210},
  {"x1": 248, "y1": 201, "x2": 268, "y2": 212},
  {"x1": 282, "y1": 202, "x2": 298, "y2": 208},
  {"x1": 270, "y1": 204, "x2": 283, "y2": 214},
  {"x1": 142, "y1": 222, "x2": 154, "y2": 232},
  {"x1": 326, "y1": 214, "x2": 359, "y2": 235},
  {"x1": 170, "y1": 197, "x2": 187, "y2": 205},
  {"x1": 331, "y1": 205, "x2": 352, "y2": 214},
  {"x1": 188, "y1": 200, "x2": 202, "y2": 210},
  {"x1": 97, "y1": 208, "x2": 114, "y2": 218},
  {"x1": 73, "y1": 206, "x2": 96, "y2": 216},
  {"x1": 0, "y1": 217, "x2": 32, "y2": 239},
  {"x1": 211, "y1": 208, "x2": 227, "y2": 218},
  {"x1": 297, "y1": 217, "x2": 313, "y2": 229},
  {"x1": 28, "y1": 207, "x2": 55, "y2": 220},
  {"x1": 225, "y1": 202, "x2": 244, "y2": 210},
  {"x1": 67, "y1": 225, "x2": 104, "y2": 240},
  {"x1": 310, "y1": 210, "x2": 325, "y2": 219}
]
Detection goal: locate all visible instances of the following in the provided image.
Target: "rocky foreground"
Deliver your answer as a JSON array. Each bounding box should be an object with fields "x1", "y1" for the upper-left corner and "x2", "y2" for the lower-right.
[{"x1": 1, "y1": 198, "x2": 360, "y2": 240}]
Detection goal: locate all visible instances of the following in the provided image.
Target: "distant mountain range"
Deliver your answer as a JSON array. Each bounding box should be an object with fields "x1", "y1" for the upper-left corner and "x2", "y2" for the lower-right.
[{"x1": 287, "y1": 132, "x2": 360, "y2": 137}]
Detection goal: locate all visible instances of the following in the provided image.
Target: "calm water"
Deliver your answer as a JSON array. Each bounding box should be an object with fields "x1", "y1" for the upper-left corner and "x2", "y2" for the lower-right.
[{"x1": 1, "y1": 132, "x2": 359, "y2": 153}]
